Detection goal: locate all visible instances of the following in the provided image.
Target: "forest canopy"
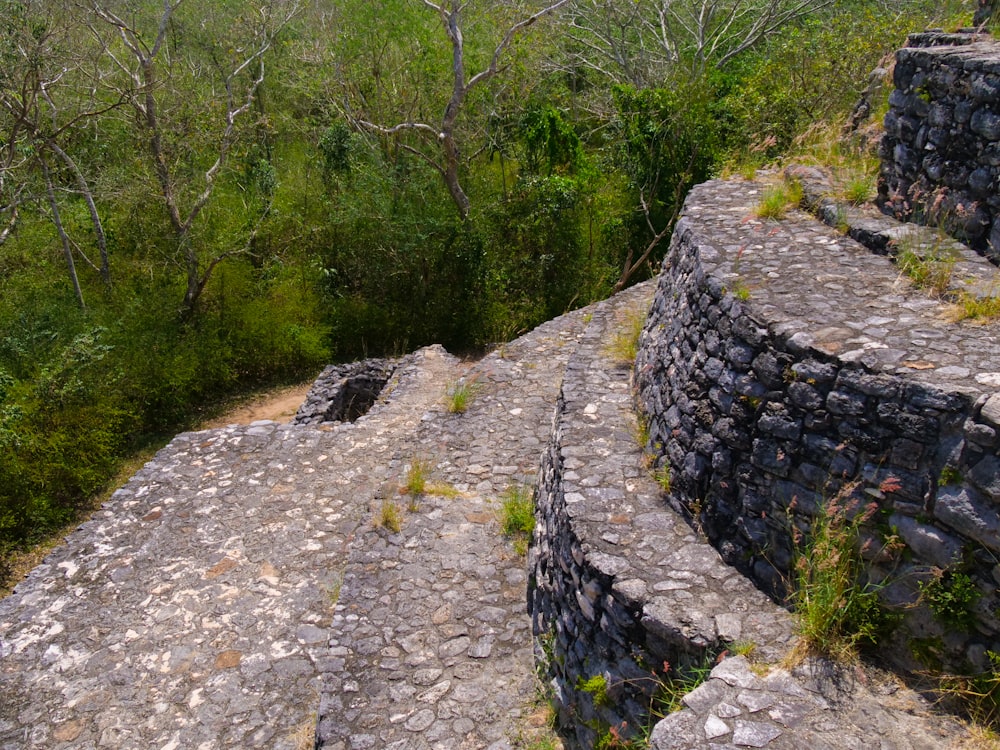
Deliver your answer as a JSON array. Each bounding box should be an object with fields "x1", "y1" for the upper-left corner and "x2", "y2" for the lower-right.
[{"x1": 0, "y1": 0, "x2": 974, "y2": 579}]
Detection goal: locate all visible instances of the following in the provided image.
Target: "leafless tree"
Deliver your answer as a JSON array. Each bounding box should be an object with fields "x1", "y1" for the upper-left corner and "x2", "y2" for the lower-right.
[
  {"x1": 358, "y1": 0, "x2": 574, "y2": 220},
  {"x1": 558, "y1": 0, "x2": 831, "y2": 84},
  {"x1": 85, "y1": 0, "x2": 299, "y2": 318},
  {"x1": 0, "y1": 1, "x2": 119, "y2": 305}
]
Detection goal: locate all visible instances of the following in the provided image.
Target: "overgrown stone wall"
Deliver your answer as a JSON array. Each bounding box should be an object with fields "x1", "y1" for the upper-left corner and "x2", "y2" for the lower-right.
[
  {"x1": 879, "y1": 30, "x2": 1000, "y2": 262},
  {"x1": 635, "y1": 178, "x2": 1000, "y2": 674}
]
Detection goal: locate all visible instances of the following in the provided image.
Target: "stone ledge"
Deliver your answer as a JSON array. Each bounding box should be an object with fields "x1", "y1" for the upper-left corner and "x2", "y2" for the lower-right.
[
  {"x1": 786, "y1": 163, "x2": 1000, "y2": 301},
  {"x1": 529, "y1": 282, "x2": 795, "y2": 748},
  {"x1": 635, "y1": 176, "x2": 1000, "y2": 675}
]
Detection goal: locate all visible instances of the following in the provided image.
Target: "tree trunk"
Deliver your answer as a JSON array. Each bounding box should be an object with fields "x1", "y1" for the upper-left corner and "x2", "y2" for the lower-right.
[
  {"x1": 47, "y1": 140, "x2": 110, "y2": 287},
  {"x1": 40, "y1": 155, "x2": 85, "y2": 310}
]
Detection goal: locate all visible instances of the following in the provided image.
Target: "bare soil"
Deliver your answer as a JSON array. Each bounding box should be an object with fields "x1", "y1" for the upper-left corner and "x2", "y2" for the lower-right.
[{"x1": 199, "y1": 381, "x2": 313, "y2": 428}]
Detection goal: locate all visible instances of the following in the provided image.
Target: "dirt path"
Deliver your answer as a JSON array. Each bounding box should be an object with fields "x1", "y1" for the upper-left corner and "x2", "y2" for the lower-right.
[{"x1": 199, "y1": 381, "x2": 314, "y2": 428}]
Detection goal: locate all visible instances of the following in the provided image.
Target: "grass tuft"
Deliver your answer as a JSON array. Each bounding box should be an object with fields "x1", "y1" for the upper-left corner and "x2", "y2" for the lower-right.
[
  {"x1": 754, "y1": 180, "x2": 803, "y2": 220},
  {"x1": 375, "y1": 499, "x2": 403, "y2": 533},
  {"x1": 956, "y1": 291, "x2": 1000, "y2": 322},
  {"x1": 787, "y1": 483, "x2": 892, "y2": 663},
  {"x1": 446, "y1": 379, "x2": 479, "y2": 414},
  {"x1": 607, "y1": 308, "x2": 646, "y2": 365},
  {"x1": 842, "y1": 174, "x2": 874, "y2": 206},
  {"x1": 403, "y1": 459, "x2": 430, "y2": 496},
  {"x1": 499, "y1": 485, "x2": 535, "y2": 556},
  {"x1": 891, "y1": 231, "x2": 958, "y2": 298}
]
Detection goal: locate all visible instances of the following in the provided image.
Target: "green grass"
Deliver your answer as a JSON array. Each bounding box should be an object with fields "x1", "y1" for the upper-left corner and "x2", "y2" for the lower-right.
[
  {"x1": 842, "y1": 174, "x2": 874, "y2": 206},
  {"x1": 403, "y1": 459, "x2": 430, "y2": 496},
  {"x1": 896, "y1": 246, "x2": 956, "y2": 297},
  {"x1": 499, "y1": 485, "x2": 535, "y2": 556},
  {"x1": 754, "y1": 181, "x2": 803, "y2": 220},
  {"x1": 375, "y1": 499, "x2": 403, "y2": 533},
  {"x1": 787, "y1": 483, "x2": 891, "y2": 662},
  {"x1": 653, "y1": 464, "x2": 671, "y2": 493},
  {"x1": 956, "y1": 291, "x2": 1000, "y2": 321},
  {"x1": 446, "y1": 380, "x2": 479, "y2": 414},
  {"x1": 891, "y1": 231, "x2": 959, "y2": 298},
  {"x1": 607, "y1": 308, "x2": 646, "y2": 365}
]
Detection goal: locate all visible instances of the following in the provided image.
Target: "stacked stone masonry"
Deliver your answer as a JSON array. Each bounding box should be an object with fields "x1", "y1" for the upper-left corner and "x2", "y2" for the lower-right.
[
  {"x1": 528, "y1": 286, "x2": 796, "y2": 748},
  {"x1": 0, "y1": 245, "x2": 977, "y2": 749},
  {"x1": 879, "y1": 30, "x2": 1000, "y2": 261},
  {"x1": 635, "y1": 177, "x2": 1000, "y2": 676}
]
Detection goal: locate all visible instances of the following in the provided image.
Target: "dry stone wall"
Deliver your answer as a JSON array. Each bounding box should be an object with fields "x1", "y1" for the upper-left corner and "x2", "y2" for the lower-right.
[
  {"x1": 879, "y1": 30, "x2": 1000, "y2": 261},
  {"x1": 635, "y1": 177, "x2": 1000, "y2": 674}
]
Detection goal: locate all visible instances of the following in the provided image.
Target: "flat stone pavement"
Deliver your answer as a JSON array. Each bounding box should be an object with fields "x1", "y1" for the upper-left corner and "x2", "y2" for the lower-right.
[{"x1": 0, "y1": 284, "x2": 612, "y2": 749}]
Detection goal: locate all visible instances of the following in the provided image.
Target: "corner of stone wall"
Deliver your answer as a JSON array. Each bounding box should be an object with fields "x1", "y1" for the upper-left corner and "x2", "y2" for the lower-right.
[
  {"x1": 878, "y1": 31, "x2": 1000, "y2": 263},
  {"x1": 634, "y1": 203, "x2": 1000, "y2": 675}
]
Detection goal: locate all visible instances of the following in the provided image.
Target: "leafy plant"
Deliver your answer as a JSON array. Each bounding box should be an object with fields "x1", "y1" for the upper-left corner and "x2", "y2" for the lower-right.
[
  {"x1": 920, "y1": 570, "x2": 981, "y2": 631},
  {"x1": 578, "y1": 674, "x2": 612, "y2": 708}
]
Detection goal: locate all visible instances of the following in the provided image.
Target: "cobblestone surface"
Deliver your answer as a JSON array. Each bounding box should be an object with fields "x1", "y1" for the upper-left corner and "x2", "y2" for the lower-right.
[
  {"x1": 315, "y1": 311, "x2": 592, "y2": 749},
  {"x1": 0, "y1": 345, "x2": 465, "y2": 750},
  {"x1": 0, "y1": 227, "x2": 979, "y2": 749},
  {"x1": 651, "y1": 656, "x2": 968, "y2": 750}
]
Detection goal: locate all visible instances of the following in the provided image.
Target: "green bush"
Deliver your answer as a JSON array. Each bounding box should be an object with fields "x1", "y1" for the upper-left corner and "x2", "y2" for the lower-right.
[{"x1": 921, "y1": 570, "x2": 982, "y2": 631}]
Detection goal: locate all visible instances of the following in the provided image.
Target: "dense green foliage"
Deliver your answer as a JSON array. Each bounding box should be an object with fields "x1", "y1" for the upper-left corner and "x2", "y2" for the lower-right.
[{"x1": 0, "y1": 0, "x2": 973, "y2": 579}]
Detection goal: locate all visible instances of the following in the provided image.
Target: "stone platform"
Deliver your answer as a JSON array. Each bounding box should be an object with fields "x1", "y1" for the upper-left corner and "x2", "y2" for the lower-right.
[{"x1": 0, "y1": 190, "x2": 982, "y2": 749}]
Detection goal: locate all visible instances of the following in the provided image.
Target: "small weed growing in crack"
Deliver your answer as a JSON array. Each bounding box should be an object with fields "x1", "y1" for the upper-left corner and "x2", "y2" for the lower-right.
[
  {"x1": 375, "y1": 499, "x2": 403, "y2": 533},
  {"x1": 607, "y1": 308, "x2": 646, "y2": 365},
  {"x1": 404, "y1": 459, "x2": 430, "y2": 497},
  {"x1": 499, "y1": 485, "x2": 535, "y2": 556},
  {"x1": 891, "y1": 231, "x2": 958, "y2": 298},
  {"x1": 653, "y1": 464, "x2": 672, "y2": 493},
  {"x1": 446, "y1": 379, "x2": 479, "y2": 413}
]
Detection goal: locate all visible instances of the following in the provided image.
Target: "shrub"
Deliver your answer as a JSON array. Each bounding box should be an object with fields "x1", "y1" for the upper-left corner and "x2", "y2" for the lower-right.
[
  {"x1": 788, "y1": 485, "x2": 894, "y2": 661},
  {"x1": 920, "y1": 570, "x2": 982, "y2": 631}
]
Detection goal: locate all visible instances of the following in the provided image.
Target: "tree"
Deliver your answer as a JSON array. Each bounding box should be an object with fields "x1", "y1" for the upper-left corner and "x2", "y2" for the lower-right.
[
  {"x1": 0, "y1": 1, "x2": 117, "y2": 306},
  {"x1": 558, "y1": 0, "x2": 832, "y2": 83},
  {"x1": 356, "y1": 0, "x2": 573, "y2": 220},
  {"x1": 85, "y1": 0, "x2": 299, "y2": 318}
]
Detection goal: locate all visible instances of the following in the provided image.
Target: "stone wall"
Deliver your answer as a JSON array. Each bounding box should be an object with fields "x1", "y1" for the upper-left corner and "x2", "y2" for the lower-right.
[
  {"x1": 635, "y1": 178, "x2": 1000, "y2": 674},
  {"x1": 528, "y1": 286, "x2": 794, "y2": 748},
  {"x1": 878, "y1": 30, "x2": 1000, "y2": 261},
  {"x1": 293, "y1": 358, "x2": 397, "y2": 425}
]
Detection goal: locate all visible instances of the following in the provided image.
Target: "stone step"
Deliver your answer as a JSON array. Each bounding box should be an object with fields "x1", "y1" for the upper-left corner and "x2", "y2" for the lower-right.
[
  {"x1": 529, "y1": 281, "x2": 798, "y2": 748},
  {"x1": 313, "y1": 307, "x2": 597, "y2": 749}
]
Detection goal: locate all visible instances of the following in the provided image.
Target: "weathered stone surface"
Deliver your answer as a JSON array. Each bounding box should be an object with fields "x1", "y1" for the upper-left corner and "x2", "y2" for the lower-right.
[
  {"x1": 635, "y1": 174, "x2": 1000, "y2": 677},
  {"x1": 649, "y1": 656, "x2": 964, "y2": 750},
  {"x1": 879, "y1": 32, "x2": 1000, "y2": 260}
]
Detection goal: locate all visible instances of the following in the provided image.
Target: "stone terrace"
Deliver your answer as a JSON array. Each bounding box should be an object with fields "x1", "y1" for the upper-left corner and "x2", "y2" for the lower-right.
[{"x1": 0, "y1": 178, "x2": 985, "y2": 749}]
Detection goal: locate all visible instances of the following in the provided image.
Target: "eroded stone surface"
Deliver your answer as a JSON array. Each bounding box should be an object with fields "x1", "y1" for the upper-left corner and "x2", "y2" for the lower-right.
[{"x1": 650, "y1": 656, "x2": 966, "y2": 750}]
